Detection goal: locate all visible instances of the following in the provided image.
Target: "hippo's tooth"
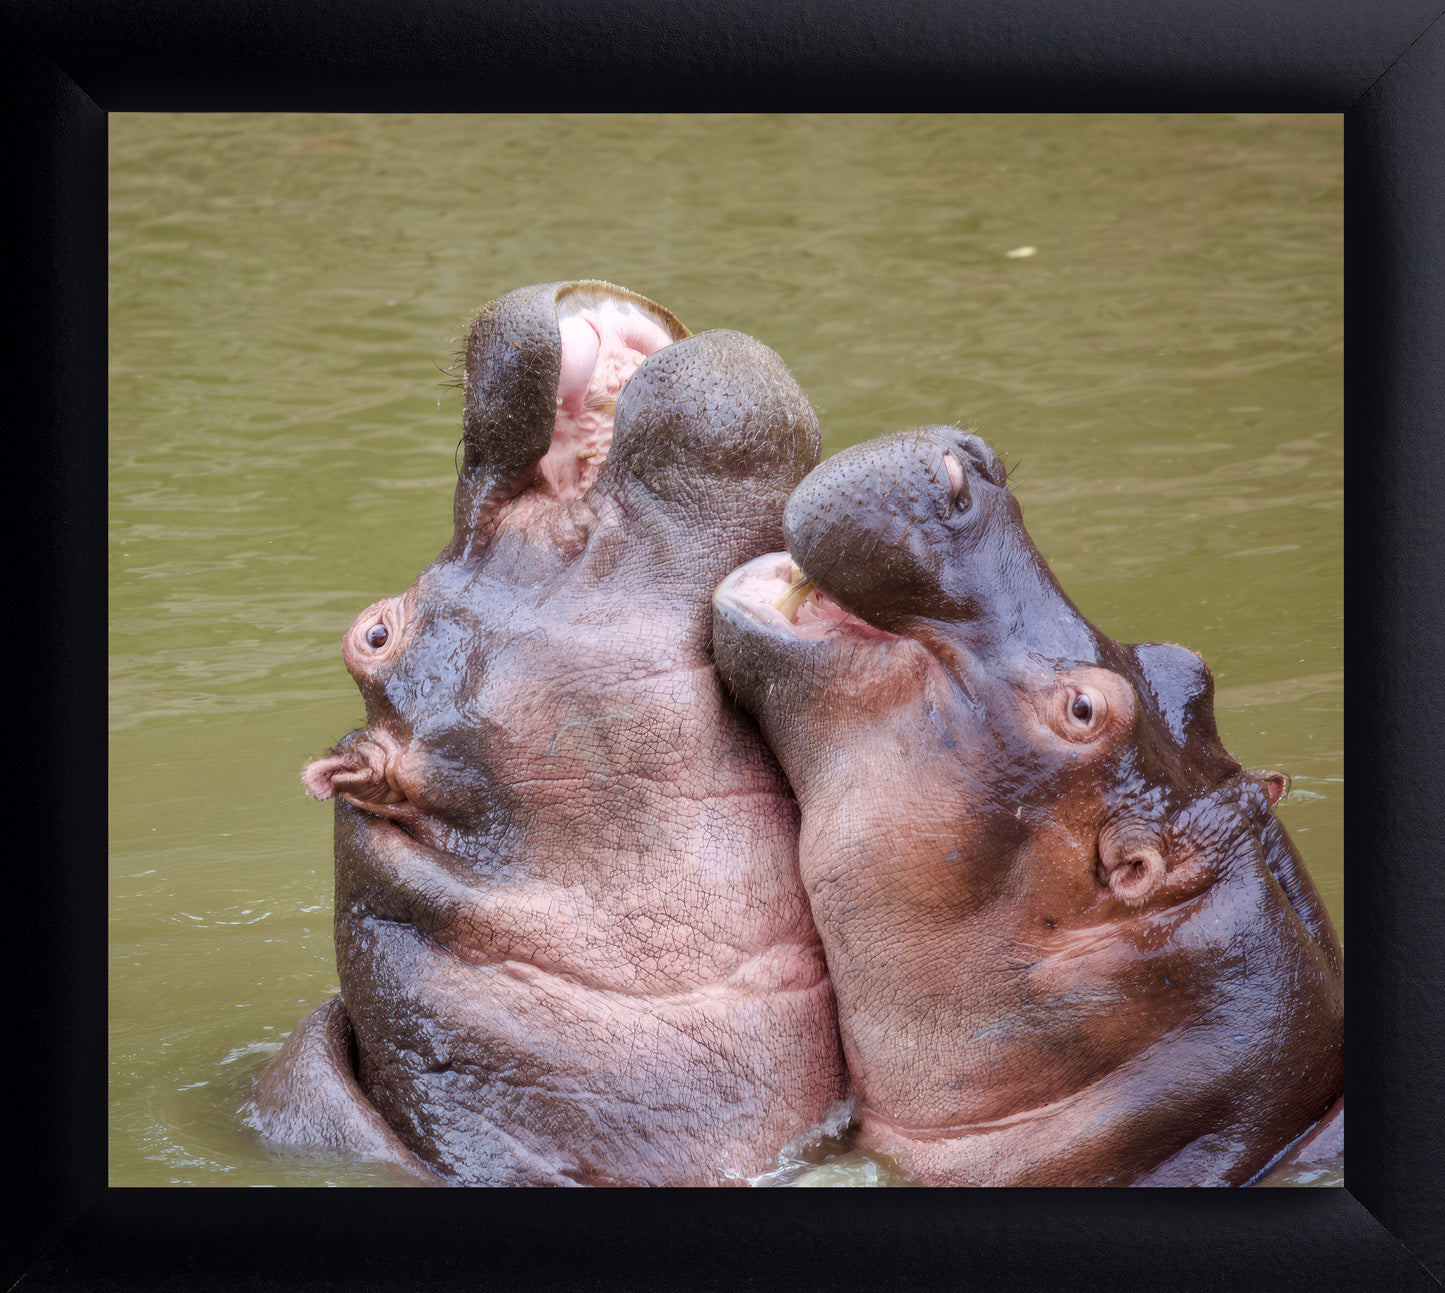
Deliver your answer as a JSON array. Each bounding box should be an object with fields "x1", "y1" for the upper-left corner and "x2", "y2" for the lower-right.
[
  {"x1": 576, "y1": 448, "x2": 599, "y2": 460},
  {"x1": 940, "y1": 450, "x2": 967, "y2": 516},
  {"x1": 774, "y1": 576, "x2": 817, "y2": 621}
]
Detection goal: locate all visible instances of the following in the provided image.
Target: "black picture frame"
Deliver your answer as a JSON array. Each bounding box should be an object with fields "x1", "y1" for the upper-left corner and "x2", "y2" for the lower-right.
[{"x1": 7, "y1": 1, "x2": 1441, "y2": 1288}]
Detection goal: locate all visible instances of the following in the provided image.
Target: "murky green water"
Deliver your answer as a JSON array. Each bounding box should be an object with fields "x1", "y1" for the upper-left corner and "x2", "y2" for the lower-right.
[{"x1": 109, "y1": 113, "x2": 1342, "y2": 1187}]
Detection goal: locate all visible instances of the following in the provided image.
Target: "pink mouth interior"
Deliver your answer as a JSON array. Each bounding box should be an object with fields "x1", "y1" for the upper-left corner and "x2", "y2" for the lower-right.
[
  {"x1": 537, "y1": 289, "x2": 682, "y2": 501},
  {"x1": 719, "y1": 552, "x2": 897, "y2": 643}
]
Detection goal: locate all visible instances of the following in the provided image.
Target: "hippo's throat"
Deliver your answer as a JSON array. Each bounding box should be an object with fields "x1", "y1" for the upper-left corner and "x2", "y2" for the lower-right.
[{"x1": 534, "y1": 286, "x2": 685, "y2": 503}]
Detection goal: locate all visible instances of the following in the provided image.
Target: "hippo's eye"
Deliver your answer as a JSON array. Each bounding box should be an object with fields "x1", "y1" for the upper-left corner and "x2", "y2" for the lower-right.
[
  {"x1": 1063, "y1": 686, "x2": 1107, "y2": 734},
  {"x1": 1048, "y1": 673, "x2": 1126, "y2": 745},
  {"x1": 366, "y1": 623, "x2": 389, "y2": 649}
]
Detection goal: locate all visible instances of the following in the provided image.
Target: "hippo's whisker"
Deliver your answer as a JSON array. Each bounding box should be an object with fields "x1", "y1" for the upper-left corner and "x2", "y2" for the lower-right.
[{"x1": 433, "y1": 354, "x2": 465, "y2": 391}]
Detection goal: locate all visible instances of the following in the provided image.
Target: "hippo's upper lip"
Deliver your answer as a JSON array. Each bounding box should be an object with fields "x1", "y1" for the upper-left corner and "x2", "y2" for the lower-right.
[
  {"x1": 714, "y1": 551, "x2": 900, "y2": 644},
  {"x1": 338, "y1": 792, "x2": 416, "y2": 823}
]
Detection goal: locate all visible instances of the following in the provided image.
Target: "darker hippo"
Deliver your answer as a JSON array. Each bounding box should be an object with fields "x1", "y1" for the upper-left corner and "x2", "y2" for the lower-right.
[
  {"x1": 248, "y1": 281, "x2": 846, "y2": 1185},
  {"x1": 713, "y1": 425, "x2": 1343, "y2": 1186}
]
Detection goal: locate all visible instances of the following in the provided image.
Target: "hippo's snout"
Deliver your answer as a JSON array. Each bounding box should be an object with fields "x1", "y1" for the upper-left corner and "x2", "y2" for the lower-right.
[{"x1": 779, "y1": 426, "x2": 1012, "y2": 631}]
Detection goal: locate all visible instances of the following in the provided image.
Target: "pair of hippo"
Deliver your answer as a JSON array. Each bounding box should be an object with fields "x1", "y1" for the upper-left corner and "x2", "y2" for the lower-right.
[{"x1": 248, "y1": 280, "x2": 1343, "y2": 1187}]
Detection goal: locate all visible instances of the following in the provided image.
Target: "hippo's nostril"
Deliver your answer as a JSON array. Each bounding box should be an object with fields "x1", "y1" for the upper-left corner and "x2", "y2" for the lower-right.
[{"x1": 367, "y1": 623, "x2": 389, "y2": 649}]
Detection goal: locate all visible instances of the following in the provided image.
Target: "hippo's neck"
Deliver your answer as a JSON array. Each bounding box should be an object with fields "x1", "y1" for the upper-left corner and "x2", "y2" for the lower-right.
[{"x1": 837, "y1": 845, "x2": 1342, "y2": 1186}]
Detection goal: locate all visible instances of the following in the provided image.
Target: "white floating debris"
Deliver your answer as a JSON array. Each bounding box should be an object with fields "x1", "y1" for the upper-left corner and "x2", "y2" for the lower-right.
[{"x1": 1004, "y1": 246, "x2": 1038, "y2": 259}]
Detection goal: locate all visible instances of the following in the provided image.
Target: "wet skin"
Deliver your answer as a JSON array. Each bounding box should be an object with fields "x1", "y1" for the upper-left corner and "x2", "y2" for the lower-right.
[
  {"x1": 713, "y1": 426, "x2": 1343, "y2": 1186},
  {"x1": 249, "y1": 282, "x2": 845, "y2": 1185}
]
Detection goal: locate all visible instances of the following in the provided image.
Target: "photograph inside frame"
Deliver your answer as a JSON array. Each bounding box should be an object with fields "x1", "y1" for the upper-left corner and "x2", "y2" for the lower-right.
[{"x1": 107, "y1": 113, "x2": 1343, "y2": 1188}]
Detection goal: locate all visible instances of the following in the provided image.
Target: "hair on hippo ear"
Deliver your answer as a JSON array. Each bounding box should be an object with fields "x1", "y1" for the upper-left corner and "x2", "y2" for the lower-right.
[{"x1": 1097, "y1": 823, "x2": 1168, "y2": 907}]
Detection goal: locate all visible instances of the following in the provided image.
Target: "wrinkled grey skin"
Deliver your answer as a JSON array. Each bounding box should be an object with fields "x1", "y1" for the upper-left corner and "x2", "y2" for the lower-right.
[
  {"x1": 713, "y1": 425, "x2": 1343, "y2": 1187},
  {"x1": 248, "y1": 282, "x2": 845, "y2": 1185}
]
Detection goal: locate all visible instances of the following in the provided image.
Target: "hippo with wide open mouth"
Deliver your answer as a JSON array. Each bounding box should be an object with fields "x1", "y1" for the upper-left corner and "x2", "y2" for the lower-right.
[
  {"x1": 713, "y1": 425, "x2": 1343, "y2": 1186},
  {"x1": 248, "y1": 282, "x2": 847, "y2": 1185}
]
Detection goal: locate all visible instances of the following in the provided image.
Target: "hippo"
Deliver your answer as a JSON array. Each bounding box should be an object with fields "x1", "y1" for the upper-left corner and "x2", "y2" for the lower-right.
[
  {"x1": 247, "y1": 281, "x2": 846, "y2": 1185},
  {"x1": 712, "y1": 425, "x2": 1343, "y2": 1187}
]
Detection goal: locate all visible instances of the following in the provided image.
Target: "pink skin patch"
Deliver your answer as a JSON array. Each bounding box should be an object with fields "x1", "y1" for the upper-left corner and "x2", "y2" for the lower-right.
[
  {"x1": 539, "y1": 297, "x2": 678, "y2": 501},
  {"x1": 300, "y1": 753, "x2": 349, "y2": 801}
]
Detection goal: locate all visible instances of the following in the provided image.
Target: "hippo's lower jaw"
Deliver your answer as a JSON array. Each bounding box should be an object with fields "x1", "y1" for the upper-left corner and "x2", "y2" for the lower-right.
[{"x1": 713, "y1": 550, "x2": 942, "y2": 766}]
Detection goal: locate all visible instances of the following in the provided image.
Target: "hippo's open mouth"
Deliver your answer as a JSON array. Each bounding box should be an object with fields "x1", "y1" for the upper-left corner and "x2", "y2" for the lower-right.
[
  {"x1": 535, "y1": 283, "x2": 689, "y2": 501},
  {"x1": 714, "y1": 551, "x2": 900, "y2": 645}
]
